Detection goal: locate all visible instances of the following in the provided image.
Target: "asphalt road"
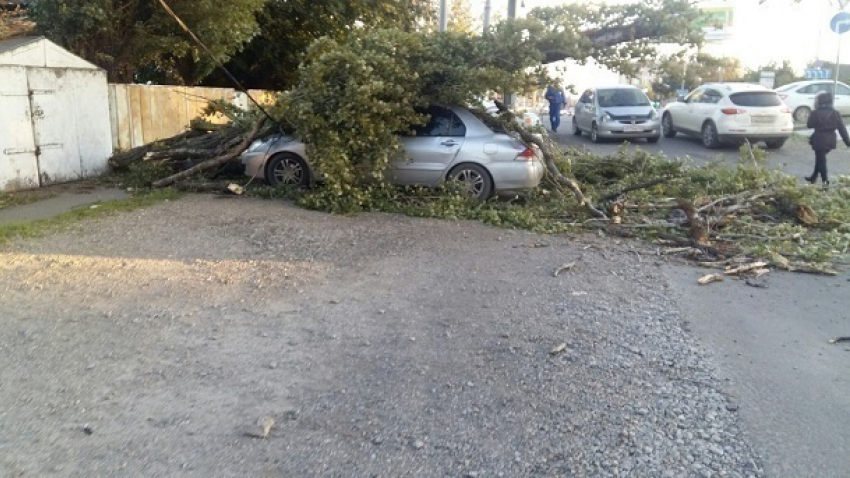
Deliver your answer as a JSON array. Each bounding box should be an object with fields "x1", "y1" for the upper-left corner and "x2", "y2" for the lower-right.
[
  {"x1": 547, "y1": 114, "x2": 850, "y2": 477},
  {"x1": 549, "y1": 114, "x2": 850, "y2": 180}
]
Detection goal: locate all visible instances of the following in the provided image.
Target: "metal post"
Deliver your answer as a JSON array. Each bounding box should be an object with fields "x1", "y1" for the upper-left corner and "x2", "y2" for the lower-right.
[
  {"x1": 439, "y1": 0, "x2": 448, "y2": 32},
  {"x1": 505, "y1": 0, "x2": 517, "y2": 109},
  {"x1": 483, "y1": 0, "x2": 491, "y2": 33},
  {"x1": 835, "y1": 35, "x2": 842, "y2": 97}
]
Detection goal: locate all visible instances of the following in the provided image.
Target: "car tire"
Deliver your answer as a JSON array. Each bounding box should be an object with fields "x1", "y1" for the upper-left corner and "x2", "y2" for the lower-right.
[
  {"x1": 448, "y1": 163, "x2": 493, "y2": 201},
  {"x1": 265, "y1": 152, "x2": 311, "y2": 188},
  {"x1": 701, "y1": 121, "x2": 721, "y2": 149},
  {"x1": 765, "y1": 139, "x2": 786, "y2": 149},
  {"x1": 662, "y1": 113, "x2": 676, "y2": 138},
  {"x1": 590, "y1": 123, "x2": 602, "y2": 143},
  {"x1": 646, "y1": 135, "x2": 661, "y2": 144},
  {"x1": 793, "y1": 106, "x2": 811, "y2": 124},
  {"x1": 572, "y1": 118, "x2": 582, "y2": 136}
]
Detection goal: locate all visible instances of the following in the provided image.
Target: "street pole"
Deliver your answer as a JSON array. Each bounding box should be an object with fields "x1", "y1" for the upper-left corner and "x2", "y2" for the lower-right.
[
  {"x1": 439, "y1": 0, "x2": 448, "y2": 32},
  {"x1": 505, "y1": 0, "x2": 517, "y2": 109},
  {"x1": 483, "y1": 0, "x2": 491, "y2": 33},
  {"x1": 835, "y1": 35, "x2": 841, "y2": 97}
]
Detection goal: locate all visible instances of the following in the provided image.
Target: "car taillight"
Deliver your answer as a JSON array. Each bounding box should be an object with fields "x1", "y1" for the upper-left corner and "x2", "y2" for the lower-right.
[
  {"x1": 778, "y1": 94, "x2": 787, "y2": 100},
  {"x1": 721, "y1": 108, "x2": 745, "y2": 115},
  {"x1": 517, "y1": 147, "x2": 536, "y2": 161},
  {"x1": 781, "y1": 107, "x2": 791, "y2": 113}
]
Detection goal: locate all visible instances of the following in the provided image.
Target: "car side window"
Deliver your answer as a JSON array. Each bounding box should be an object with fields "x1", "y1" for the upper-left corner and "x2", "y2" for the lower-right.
[
  {"x1": 798, "y1": 85, "x2": 816, "y2": 94},
  {"x1": 578, "y1": 90, "x2": 592, "y2": 104},
  {"x1": 685, "y1": 90, "x2": 703, "y2": 103},
  {"x1": 410, "y1": 106, "x2": 465, "y2": 137},
  {"x1": 836, "y1": 84, "x2": 850, "y2": 96},
  {"x1": 702, "y1": 89, "x2": 722, "y2": 104}
]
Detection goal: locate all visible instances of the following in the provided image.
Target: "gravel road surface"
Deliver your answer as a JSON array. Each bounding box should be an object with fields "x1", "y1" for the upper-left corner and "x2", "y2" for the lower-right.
[{"x1": 0, "y1": 195, "x2": 763, "y2": 477}]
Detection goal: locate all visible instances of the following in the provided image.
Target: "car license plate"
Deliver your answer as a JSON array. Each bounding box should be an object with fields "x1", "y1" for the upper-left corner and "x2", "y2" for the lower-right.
[
  {"x1": 623, "y1": 125, "x2": 643, "y2": 132},
  {"x1": 751, "y1": 115, "x2": 774, "y2": 124}
]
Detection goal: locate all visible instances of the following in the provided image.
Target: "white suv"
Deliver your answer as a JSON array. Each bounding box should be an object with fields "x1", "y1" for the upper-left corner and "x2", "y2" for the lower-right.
[
  {"x1": 775, "y1": 80, "x2": 850, "y2": 123},
  {"x1": 661, "y1": 83, "x2": 793, "y2": 149}
]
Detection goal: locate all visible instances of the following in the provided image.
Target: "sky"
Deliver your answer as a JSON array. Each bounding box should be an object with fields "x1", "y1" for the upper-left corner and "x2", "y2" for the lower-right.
[{"x1": 466, "y1": 0, "x2": 847, "y2": 73}]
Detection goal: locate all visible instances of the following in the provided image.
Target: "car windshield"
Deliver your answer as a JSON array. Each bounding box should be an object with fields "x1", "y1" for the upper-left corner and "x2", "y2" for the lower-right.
[
  {"x1": 729, "y1": 92, "x2": 783, "y2": 107},
  {"x1": 598, "y1": 89, "x2": 651, "y2": 107}
]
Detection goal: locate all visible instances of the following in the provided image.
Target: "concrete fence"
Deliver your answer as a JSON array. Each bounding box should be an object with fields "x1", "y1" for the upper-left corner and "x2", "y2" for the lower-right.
[{"x1": 107, "y1": 84, "x2": 276, "y2": 151}]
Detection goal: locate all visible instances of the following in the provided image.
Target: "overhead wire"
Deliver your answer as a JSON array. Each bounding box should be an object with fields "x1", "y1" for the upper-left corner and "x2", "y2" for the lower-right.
[{"x1": 155, "y1": 0, "x2": 278, "y2": 125}]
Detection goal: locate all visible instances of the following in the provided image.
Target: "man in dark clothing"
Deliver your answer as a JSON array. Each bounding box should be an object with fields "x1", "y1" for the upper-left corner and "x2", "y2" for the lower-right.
[
  {"x1": 806, "y1": 91, "x2": 850, "y2": 188},
  {"x1": 545, "y1": 81, "x2": 566, "y2": 132}
]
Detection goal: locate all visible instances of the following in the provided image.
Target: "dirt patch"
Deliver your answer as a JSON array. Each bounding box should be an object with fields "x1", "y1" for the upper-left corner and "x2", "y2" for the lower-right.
[{"x1": 0, "y1": 195, "x2": 762, "y2": 476}]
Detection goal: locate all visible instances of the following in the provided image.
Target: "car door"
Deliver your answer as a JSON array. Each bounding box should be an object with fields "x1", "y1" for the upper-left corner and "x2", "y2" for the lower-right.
[
  {"x1": 694, "y1": 88, "x2": 722, "y2": 129},
  {"x1": 394, "y1": 106, "x2": 465, "y2": 186},
  {"x1": 677, "y1": 88, "x2": 704, "y2": 133},
  {"x1": 575, "y1": 89, "x2": 595, "y2": 131},
  {"x1": 834, "y1": 83, "x2": 850, "y2": 116}
]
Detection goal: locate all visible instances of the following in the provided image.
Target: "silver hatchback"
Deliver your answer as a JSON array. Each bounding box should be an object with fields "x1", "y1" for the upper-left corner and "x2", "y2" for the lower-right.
[
  {"x1": 241, "y1": 105, "x2": 545, "y2": 200},
  {"x1": 572, "y1": 85, "x2": 661, "y2": 143}
]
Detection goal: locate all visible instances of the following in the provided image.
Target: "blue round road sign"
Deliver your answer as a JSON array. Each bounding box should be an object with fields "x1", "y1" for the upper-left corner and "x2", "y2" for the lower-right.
[{"x1": 831, "y1": 11, "x2": 850, "y2": 34}]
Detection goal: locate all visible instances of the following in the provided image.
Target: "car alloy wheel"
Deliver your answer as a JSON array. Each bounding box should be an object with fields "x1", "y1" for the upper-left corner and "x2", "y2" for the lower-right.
[
  {"x1": 448, "y1": 163, "x2": 493, "y2": 201},
  {"x1": 591, "y1": 123, "x2": 601, "y2": 143},
  {"x1": 793, "y1": 106, "x2": 811, "y2": 124},
  {"x1": 266, "y1": 153, "x2": 311, "y2": 187},
  {"x1": 701, "y1": 122, "x2": 720, "y2": 149},
  {"x1": 662, "y1": 113, "x2": 676, "y2": 138}
]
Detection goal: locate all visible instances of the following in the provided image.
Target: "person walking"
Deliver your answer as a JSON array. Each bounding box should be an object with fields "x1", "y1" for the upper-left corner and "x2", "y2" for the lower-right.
[
  {"x1": 806, "y1": 91, "x2": 850, "y2": 189},
  {"x1": 545, "y1": 81, "x2": 566, "y2": 132}
]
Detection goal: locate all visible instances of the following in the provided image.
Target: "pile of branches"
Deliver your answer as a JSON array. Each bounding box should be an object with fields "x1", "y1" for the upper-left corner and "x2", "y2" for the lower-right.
[{"x1": 109, "y1": 110, "x2": 273, "y2": 190}]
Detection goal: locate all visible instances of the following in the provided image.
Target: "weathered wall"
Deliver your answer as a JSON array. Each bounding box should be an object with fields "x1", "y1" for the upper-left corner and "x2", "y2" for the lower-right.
[{"x1": 108, "y1": 85, "x2": 277, "y2": 151}]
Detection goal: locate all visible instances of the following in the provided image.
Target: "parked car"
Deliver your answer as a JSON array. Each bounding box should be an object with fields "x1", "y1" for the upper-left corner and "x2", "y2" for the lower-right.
[
  {"x1": 775, "y1": 80, "x2": 850, "y2": 123},
  {"x1": 571, "y1": 85, "x2": 661, "y2": 143},
  {"x1": 240, "y1": 105, "x2": 545, "y2": 201},
  {"x1": 661, "y1": 82, "x2": 793, "y2": 149}
]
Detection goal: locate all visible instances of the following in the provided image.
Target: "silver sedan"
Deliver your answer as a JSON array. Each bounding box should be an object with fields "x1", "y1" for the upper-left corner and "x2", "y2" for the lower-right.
[{"x1": 240, "y1": 105, "x2": 545, "y2": 200}]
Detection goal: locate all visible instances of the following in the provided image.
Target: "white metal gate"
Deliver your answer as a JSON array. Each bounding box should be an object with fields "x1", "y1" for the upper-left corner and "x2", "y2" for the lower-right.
[
  {"x1": 27, "y1": 68, "x2": 82, "y2": 185},
  {"x1": 0, "y1": 66, "x2": 105, "y2": 191},
  {"x1": 0, "y1": 66, "x2": 40, "y2": 191}
]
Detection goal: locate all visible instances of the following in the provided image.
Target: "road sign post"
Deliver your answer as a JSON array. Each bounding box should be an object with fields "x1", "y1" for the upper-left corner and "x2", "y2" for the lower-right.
[{"x1": 830, "y1": 12, "x2": 850, "y2": 97}]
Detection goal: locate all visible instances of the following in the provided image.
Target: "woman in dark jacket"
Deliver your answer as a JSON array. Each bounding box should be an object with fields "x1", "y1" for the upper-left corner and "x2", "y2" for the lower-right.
[{"x1": 806, "y1": 91, "x2": 850, "y2": 187}]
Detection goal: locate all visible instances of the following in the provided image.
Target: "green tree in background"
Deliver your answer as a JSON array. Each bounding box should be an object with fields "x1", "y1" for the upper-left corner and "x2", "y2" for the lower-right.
[
  {"x1": 651, "y1": 53, "x2": 742, "y2": 97},
  {"x1": 202, "y1": 0, "x2": 434, "y2": 90},
  {"x1": 29, "y1": 0, "x2": 264, "y2": 83},
  {"x1": 740, "y1": 61, "x2": 800, "y2": 88},
  {"x1": 526, "y1": 0, "x2": 703, "y2": 77}
]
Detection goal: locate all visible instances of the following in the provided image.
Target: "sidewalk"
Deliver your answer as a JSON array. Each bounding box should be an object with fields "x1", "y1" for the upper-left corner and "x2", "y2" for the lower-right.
[{"x1": 0, "y1": 187, "x2": 129, "y2": 226}]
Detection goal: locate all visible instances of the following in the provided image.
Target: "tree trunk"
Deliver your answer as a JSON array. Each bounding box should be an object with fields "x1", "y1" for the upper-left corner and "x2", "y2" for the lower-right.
[{"x1": 151, "y1": 117, "x2": 267, "y2": 188}]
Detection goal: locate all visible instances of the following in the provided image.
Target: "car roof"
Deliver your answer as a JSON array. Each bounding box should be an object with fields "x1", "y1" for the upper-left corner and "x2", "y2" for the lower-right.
[
  {"x1": 778, "y1": 79, "x2": 850, "y2": 89},
  {"x1": 591, "y1": 85, "x2": 641, "y2": 90},
  {"x1": 698, "y1": 82, "x2": 771, "y2": 93}
]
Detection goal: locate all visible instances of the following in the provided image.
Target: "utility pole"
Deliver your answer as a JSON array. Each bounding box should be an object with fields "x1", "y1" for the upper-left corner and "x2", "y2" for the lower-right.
[
  {"x1": 483, "y1": 0, "x2": 491, "y2": 33},
  {"x1": 505, "y1": 0, "x2": 517, "y2": 108},
  {"x1": 439, "y1": 0, "x2": 448, "y2": 32}
]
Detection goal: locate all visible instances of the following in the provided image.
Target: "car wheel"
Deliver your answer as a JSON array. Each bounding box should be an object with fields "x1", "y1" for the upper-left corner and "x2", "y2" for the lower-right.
[
  {"x1": 646, "y1": 135, "x2": 661, "y2": 144},
  {"x1": 662, "y1": 113, "x2": 676, "y2": 138},
  {"x1": 793, "y1": 106, "x2": 811, "y2": 124},
  {"x1": 701, "y1": 121, "x2": 721, "y2": 149},
  {"x1": 265, "y1": 152, "x2": 311, "y2": 188},
  {"x1": 572, "y1": 118, "x2": 582, "y2": 136},
  {"x1": 448, "y1": 163, "x2": 493, "y2": 201},
  {"x1": 590, "y1": 123, "x2": 601, "y2": 143},
  {"x1": 765, "y1": 139, "x2": 787, "y2": 149}
]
